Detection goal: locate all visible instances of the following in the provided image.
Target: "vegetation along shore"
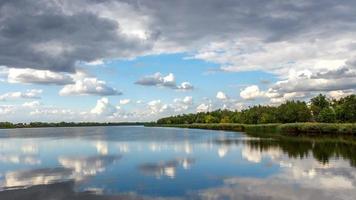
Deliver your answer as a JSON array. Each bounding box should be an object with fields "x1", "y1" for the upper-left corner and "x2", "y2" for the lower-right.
[
  {"x1": 151, "y1": 94, "x2": 356, "y2": 137},
  {"x1": 1, "y1": 94, "x2": 355, "y2": 137},
  {"x1": 0, "y1": 122, "x2": 144, "y2": 129}
]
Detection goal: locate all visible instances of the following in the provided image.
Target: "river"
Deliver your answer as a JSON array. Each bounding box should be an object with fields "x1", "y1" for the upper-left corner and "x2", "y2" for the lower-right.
[{"x1": 0, "y1": 126, "x2": 355, "y2": 200}]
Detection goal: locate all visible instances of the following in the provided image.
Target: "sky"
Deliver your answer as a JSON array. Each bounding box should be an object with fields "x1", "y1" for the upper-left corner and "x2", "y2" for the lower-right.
[{"x1": 0, "y1": 0, "x2": 355, "y2": 122}]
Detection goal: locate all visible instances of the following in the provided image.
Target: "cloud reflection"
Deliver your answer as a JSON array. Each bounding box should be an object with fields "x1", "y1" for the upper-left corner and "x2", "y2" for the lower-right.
[
  {"x1": 0, "y1": 154, "x2": 40, "y2": 165},
  {"x1": 1, "y1": 167, "x2": 72, "y2": 189},
  {"x1": 206, "y1": 138, "x2": 356, "y2": 200},
  {"x1": 0, "y1": 154, "x2": 122, "y2": 190},
  {"x1": 0, "y1": 181, "x2": 182, "y2": 200},
  {"x1": 139, "y1": 158, "x2": 195, "y2": 179},
  {"x1": 58, "y1": 155, "x2": 121, "y2": 181},
  {"x1": 196, "y1": 175, "x2": 356, "y2": 200}
]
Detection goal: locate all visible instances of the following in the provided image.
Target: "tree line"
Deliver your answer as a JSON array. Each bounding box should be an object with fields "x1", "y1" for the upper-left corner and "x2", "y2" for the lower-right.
[
  {"x1": 0, "y1": 122, "x2": 144, "y2": 129},
  {"x1": 157, "y1": 94, "x2": 356, "y2": 124}
]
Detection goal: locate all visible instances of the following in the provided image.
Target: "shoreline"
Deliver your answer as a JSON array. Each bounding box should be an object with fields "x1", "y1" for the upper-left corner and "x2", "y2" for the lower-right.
[
  {"x1": 145, "y1": 123, "x2": 356, "y2": 137},
  {"x1": 0, "y1": 122, "x2": 146, "y2": 129}
]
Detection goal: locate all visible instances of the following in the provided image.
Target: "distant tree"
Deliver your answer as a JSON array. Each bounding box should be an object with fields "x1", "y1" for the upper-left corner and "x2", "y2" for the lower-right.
[
  {"x1": 0, "y1": 122, "x2": 15, "y2": 128},
  {"x1": 231, "y1": 112, "x2": 242, "y2": 123},
  {"x1": 310, "y1": 94, "x2": 330, "y2": 119},
  {"x1": 317, "y1": 107, "x2": 336, "y2": 123},
  {"x1": 204, "y1": 115, "x2": 218, "y2": 123},
  {"x1": 333, "y1": 95, "x2": 356, "y2": 122},
  {"x1": 277, "y1": 101, "x2": 312, "y2": 123},
  {"x1": 195, "y1": 113, "x2": 206, "y2": 123},
  {"x1": 154, "y1": 94, "x2": 354, "y2": 125},
  {"x1": 220, "y1": 116, "x2": 231, "y2": 123}
]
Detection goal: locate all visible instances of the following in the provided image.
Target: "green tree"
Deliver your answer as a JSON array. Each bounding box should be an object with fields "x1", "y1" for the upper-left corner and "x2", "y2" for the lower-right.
[
  {"x1": 317, "y1": 107, "x2": 336, "y2": 123},
  {"x1": 220, "y1": 116, "x2": 231, "y2": 123},
  {"x1": 204, "y1": 115, "x2": 218, "y2": 123},
  {"x1": 333, "y1": 95, "x2": 356, "y2": 122},
  {"x1": 310, "y1": 94, "x2": 330, "y2": 119},
  {"x1": 277, "y1": 101, "x2": 312, "y2": 123},
  {"x1": 154, "y1": 94, "x2": 355, "y2": 125}
]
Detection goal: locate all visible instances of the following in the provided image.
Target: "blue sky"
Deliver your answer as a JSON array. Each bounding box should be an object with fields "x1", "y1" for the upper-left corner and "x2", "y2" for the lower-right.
[
  {"x1": 0, "y1": 53, "x2": 278, "y2": 122},
  {"x1": 0, "y1": 0, "x2": 355, "y2": 122}
]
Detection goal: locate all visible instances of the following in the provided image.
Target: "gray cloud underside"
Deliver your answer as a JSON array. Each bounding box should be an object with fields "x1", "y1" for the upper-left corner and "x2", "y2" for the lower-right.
[
  {"x1": 0, "y1": 0, "x2": 152, "y2": 72},
  {"x1": 1, "y1": 0, "x2": 356, "y2": 72}
]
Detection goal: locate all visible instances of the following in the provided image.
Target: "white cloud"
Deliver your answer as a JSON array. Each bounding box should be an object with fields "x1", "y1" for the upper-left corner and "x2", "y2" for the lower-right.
[
  {"x1": 216, "y1": 91, "x2": 228, "y2": 100},
  {"x1": 147, "y1": 100, "x2": 169, "y2": 114},
  {"x1": 90, "y1": 97, "x2": 117, "y2": 116},
  {"x1": 60, "y1": 76, "x2": 121, "y2": 96},
  {"x1": 22, "y1": 101, "x2": 41, "y2": 108},
  {"x1": 177, "y1": 82, "x2": 194, "y2": 90},
  {"x1": 194, "y1": 37, "x2": 353, "y2": 78},
  {"x1": 119, "y1": 99, "x2": 131, "y2": 105},
  {"x1": 328, "y1": 90, "x2": 354, "y2": 99},
  {"x1": 0, "y1": 89, "x2": 42, "y2": 101},
  {"x1": 135, "y1": 72, "x2": 193, "y2": 90},
  {"x1": 30, "y1": 108, "x2": 74, "y2": 116},
  {"x1": 240, "y1": 85, "x2": 263, "y2": 100},
  {"x1": 0, "y1": 105, "x2": 15, "y2": 115},
  {"x1": 172, "y1": 96, "x2": 193, "y2": 112},
  {"x1": 196, "y1": 103, "x2": 212, "y2": 113},
  {"x1": 272, "y1": 70, "x2": 356, "y2": 94},
  {"x1": 135, "y1": 72, "x2": 175, "y2": 88},
  {"x1": 7, "y1": 68, "x2": 73, "y2": 85},
  {"x1": 84, "y1": 59, "x2": 105, "y2": 66},
  {"x1": 222, "y1": 101, "x2": 244, "y2": 111},
  {"x1": 238, "y1": 66, "x2": 356, "y2": 104},
  {"x1": 162, "y1": 73, "x2": 175, "y2": 86}
]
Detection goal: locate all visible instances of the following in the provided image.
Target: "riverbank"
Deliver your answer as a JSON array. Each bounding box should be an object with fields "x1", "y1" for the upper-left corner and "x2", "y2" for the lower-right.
[
  {"x1": 0, "y1": 122, "x2": 145, "y2": 129},
  {"x1": 145, "y1": 123, "x2": 356, "y2": 137}
]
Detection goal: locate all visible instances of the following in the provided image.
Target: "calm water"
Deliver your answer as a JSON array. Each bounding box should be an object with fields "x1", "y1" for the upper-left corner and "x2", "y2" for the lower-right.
[{"x1": 0, "y1": 126, "x2": 355, "y2": 200}]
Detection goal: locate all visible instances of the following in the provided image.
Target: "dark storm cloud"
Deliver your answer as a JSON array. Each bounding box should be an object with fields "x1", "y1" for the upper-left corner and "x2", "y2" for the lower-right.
[
  {"x1": 1, "y1": 0, "x2": 356, "y2": 73},
  {"x1": 0, "y1": 0, "x2": 152, "y2": 72},
  {"x1": 128, "y1": 0, "x2": 356, "y2": 44}
]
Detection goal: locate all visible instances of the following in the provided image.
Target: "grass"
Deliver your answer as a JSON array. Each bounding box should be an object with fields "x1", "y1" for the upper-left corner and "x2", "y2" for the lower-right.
[{"x1": 146, "y1": 123, "x2": 356, "y2": 137}]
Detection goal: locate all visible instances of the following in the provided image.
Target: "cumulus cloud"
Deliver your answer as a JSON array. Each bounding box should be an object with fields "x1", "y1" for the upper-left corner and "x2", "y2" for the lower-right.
[
  {"x1": 328, "y1": 90, "x2": 355, "y2": 100},
  {"x1": 240, "y1": 85, "x2": 263, "y2": 100},
  {"x1": 0, "y1": 89, "x2": 42, "y2": 101},
  {"x1": 271, "y1": 68, "x2": 356, "y2": 94},
  {"x1": 22, "y1": 101, "x2": 41, "y2": 108},
  {"x1": 90, "y1": 97, "x2": 117, "y2": 116},
  {"x1": 7, "y1": 68, "x2": 73, "y2": 85},
  {"x1": 147, "y1": 100, "x2": 169, "y2": 114},
  {"x1": 196, "y1": 103, "x2": 212, "y2": 113},
  {"x1": 177, "y1": 82, "x2": 194, "y2": 90},
  {"x1": 216, "y1": 91, "x2": 228, "y2": 100},
  {"x1": 172, "y1": 96, "x2": 193, "y2": 112},
  {"x1": 135, "y1": 73, "x2": 175, "y2": 87},
  {"x1": 60, "y1": 77, "x2": 121, "y2": 96},
  {"x1": 239, "y1": 66, "x2": 356, "y2": 103},
  {"x1": 119, "y1": 99, "x2": 131, "y2": 105},
  {"x1": 135, "y1": 72, "x2": 193, "y2": 90},
  {"x1": 0, "y1": 105, "x2": 15, "y2": 115},
  {"x1": 30, "y1": 108, "x2": 74, "y2": 116}
]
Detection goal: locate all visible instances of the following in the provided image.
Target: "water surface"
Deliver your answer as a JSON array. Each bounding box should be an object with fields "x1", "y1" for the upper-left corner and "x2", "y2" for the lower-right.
[{"x1": 0, "y1": 126, "x2": 355, "y2": 200}]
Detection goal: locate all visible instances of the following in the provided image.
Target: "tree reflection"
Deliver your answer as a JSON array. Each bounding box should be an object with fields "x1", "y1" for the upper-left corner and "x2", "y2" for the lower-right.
[{"x1": 215, "y1": 138, "x2": 356, "y2": 167}]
